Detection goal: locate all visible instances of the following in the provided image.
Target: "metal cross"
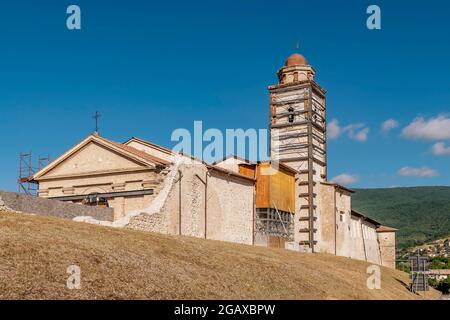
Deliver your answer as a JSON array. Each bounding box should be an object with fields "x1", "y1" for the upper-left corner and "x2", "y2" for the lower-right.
[{"x1": 93, "y1": 111, "x2": 101, "y2": 133}]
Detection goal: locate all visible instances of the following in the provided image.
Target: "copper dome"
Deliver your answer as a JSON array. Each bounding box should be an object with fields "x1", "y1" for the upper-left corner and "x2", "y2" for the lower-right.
[{"x1": 284, "y1": 53, "x2": 307, "y2": 66}]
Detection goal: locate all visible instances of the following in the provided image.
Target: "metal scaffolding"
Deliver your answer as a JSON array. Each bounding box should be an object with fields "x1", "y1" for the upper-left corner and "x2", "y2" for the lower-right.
[
  {"x1": 255, "y1": 208, "x2": 294, "y2": 240},
  {"x1": 18, "y1": 152, "x2": 50, "y2": 196}
]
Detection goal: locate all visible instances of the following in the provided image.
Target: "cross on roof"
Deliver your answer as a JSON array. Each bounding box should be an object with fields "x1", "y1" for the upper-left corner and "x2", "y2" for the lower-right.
[{"x1": 93, "y1": 111, "x2": 101, "y2": 133}]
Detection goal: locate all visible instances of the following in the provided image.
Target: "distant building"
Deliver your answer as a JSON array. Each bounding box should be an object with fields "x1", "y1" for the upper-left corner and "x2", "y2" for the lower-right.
[
  {"x1": 429, "y1": 269, "x2": 450, "y2": 281},
  {"x1": 414, "y1": 238, "x2": 450, "y2": 258}
]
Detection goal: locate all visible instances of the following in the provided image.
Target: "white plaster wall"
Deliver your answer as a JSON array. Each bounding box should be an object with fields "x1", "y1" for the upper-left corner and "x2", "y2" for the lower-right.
[
  {"x1": 317, "y1": 183, "x2": 384, "y2": 265},
  {"x1": 349, "y1": 216, "x2": 366, "y2": 261},
  {"x1": 335, "y1": 189, "x2": 352, "y2": 258},
  {"x1": 363, "y1": 222, "x2": 382, "y2": 265},
  {"x1": 206, "y1": 170, "x2": 254, "y2": 245},
  {"x1": 316, "y1": 183, "x2": 336, "y2": 254}
]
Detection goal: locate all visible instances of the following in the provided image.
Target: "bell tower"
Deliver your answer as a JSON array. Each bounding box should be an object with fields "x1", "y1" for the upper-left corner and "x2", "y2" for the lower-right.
[{"x1": 269, "y1": 53, "x2": 327, "y2": 252}]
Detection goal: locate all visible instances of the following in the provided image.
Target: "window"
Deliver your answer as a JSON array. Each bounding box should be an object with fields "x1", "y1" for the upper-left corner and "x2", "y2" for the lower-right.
[
  {"x1": 288, "y1": 107, "x2": 295, "y2": 123},
  {"x1": 339, "y1": 211, "x2": 345, "y2": 223}
]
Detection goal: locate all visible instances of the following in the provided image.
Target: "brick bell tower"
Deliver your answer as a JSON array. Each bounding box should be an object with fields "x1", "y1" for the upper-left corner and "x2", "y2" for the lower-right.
[{"x1": 268, "y1": 53, "x2": 327, "y2": 252}]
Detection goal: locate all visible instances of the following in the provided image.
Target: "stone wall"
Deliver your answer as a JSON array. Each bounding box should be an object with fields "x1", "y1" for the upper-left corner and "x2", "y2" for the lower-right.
[
  {"x1": 206, "y1": 170, "x2": 254, "y2": 245},
  {"x1": 316, "y1": 184, "x2": 384, "y2": 266},
  {"x1": 334, "y1": 188, "x2": 353, "y2": 258},
  {"x1": 0, "y1": 191, "x2": 114, "y2": 221},
  {"x1": 316, "y1": 183, "x2": 336, "y2": 254},
  {"x1": 125, "y1": 161, "x2": 255, "y2": 245},
  {"x1": 362, "y1": 222, "x2": 382, "y2": 265},
  {"x1": 126, "y1": 162, "x2": 207, "y2": 237},
  {"x1": 378, "y1": 231, "x2": 396, "y2": 269},
  {"x1": 349, "y1": 215, "x2": 366, "y2": 261}
]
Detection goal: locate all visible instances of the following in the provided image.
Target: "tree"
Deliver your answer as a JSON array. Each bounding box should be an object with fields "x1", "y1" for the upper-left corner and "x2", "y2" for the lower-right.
[
  {"x1": 436, "y1": 278, "x2": 450, "y2": 295},
  {"x1": 429, "y1": 278, "x2": 439, "y2": 288},
  {"x1": 429, "y1": 257, "x2": 450, "y2": 270}
]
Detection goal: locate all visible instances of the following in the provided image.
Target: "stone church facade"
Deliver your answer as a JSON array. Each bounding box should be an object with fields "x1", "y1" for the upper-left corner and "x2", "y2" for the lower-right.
[{"x1": 32, "y1": 53, "x2": 397, "y2": 268}]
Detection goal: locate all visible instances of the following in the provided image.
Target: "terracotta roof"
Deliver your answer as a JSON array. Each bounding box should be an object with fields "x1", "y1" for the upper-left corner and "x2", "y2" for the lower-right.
[
  {"x1": 429, "y1": 269, "x2": 450, "y2": 275},
  {"x1": 213, "y1": 155, "x2": 254, "y2": 165},
  {"x1": 206, "y1": 164, "x2": 256, "y2": 183},
  {"x1": 376, "y1": 225, "x2": 399, "y2": 233},
  {"x1": 321, "y1": 182, "x2": 355, "y2": 194},
  {"x1": 351, "y1": 210, "x2": 382, "y2": 226},
  {"x1": 124, "y1": 136, "x2": 209, "y2": 165},
  {"x1": 214, "y1": 158, "x2": 298, "y2": 176},
  {"x1": 285, "y1": 53, "x2": 307, "y2": 67},
  {"x1": 96, "y1": 135, "x2": 170, "y2": 166},
  {"x1": 259, "y1": 161, "x2": 298, "y2": 175}
]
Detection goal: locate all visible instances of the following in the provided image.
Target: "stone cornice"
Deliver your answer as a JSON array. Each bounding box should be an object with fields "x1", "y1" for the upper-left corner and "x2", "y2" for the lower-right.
[
  {"x1": 35, "y1": 167, "x2": 154, "y2": 182},
  {"x1": 268, "y1": 80, "x2": 326, "y2": 97}
]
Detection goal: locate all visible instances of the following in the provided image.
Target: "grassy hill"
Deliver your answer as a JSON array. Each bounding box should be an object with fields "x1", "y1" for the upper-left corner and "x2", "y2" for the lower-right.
[
  {"x1": 352, "y1": 187, "x2": 450, "y2": 250},
  {"x1": 0, "y1": 210, "x2": 437, "y2": 300}
]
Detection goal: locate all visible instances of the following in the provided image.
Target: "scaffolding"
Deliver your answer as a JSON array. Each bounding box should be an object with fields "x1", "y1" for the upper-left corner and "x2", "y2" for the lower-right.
[
  {"x1": 18, "y1": 152, "x2": 50, "y2": 197},
  {"x1": 255, "y1": 207, "x2": 294, "y2": 240},
  {"x1": 409, "y1": 255, "x2": 429, "y2": 294},
  {"x1": 38, "y1": 154, "x2": 50, "y2": 171}
]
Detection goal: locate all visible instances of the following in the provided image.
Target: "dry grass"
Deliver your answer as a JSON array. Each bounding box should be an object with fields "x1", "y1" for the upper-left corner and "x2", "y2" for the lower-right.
[{"x1": 0, "y1": 210, "x2": 440, "y2": 300}]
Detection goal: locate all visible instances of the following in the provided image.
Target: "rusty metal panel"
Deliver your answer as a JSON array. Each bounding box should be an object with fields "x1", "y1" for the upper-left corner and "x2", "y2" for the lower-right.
[
  {"x1": 255, "y1": 163, "x2": 270, "y2": 209},
  {"x1": 268, "y1": 165, "x2": 296, "y2": 213},
  {"x1": 251, "y1": 163, "x2": 295, "y2": 213},
  {"x1": 238, "y1": 164, "x2": 255, "y2": 178}
]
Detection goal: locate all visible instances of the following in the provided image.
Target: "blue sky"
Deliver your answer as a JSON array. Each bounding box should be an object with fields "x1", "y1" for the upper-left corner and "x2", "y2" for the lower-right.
[{"x1": 0, "y1": 0, "x2": 449, "y2": 191}]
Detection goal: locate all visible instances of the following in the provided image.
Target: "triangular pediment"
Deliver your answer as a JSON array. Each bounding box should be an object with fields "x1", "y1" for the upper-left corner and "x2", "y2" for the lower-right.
[
  {"x1": 33, "y1": 134, "x2": 159, "y2": 180},
  {"x1": 44, "y1": 142, "x2": 146, "y2": 178}
]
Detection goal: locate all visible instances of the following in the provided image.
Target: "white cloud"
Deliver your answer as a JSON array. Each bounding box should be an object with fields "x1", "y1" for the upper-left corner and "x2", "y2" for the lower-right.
[
  {"x1": 327, "y1": 119, "x2": 341, "y2": 139},
  {"x1": 381, "y1": 119, "x2": 399, "y2": 134},
  {"x1": 330, "y1": 173, "x2": 359, "y2": 186},
  {"x1": 402, "y1": 115, "x2": 450, "y2": 141},
  {"x1": 397, "y1": 166, "x2": 438, "y2": 178},
  {"x1": 431, "y1": 142, "x2": 450, "y2": 156},
  {"x1": 327, "y1": 119, "x2": 369, "y2": 142},
  {"x1": 349, "y1": 127, "x2": 369, "y2": 142}
]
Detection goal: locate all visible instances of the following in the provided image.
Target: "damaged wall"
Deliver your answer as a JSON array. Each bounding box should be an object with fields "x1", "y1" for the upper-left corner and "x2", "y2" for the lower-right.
[{"x1": 125, "y1": 162, "x2": 255, "y2": 245}]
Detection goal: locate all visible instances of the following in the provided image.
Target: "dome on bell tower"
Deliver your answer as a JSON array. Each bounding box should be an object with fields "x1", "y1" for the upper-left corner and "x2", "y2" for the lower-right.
[
  {"x1": 277, "y1": 53, "x2": 315, "y2": 84},
  {"x1": 285, "y1": 53, "x2": 308, "y2": 66}
]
